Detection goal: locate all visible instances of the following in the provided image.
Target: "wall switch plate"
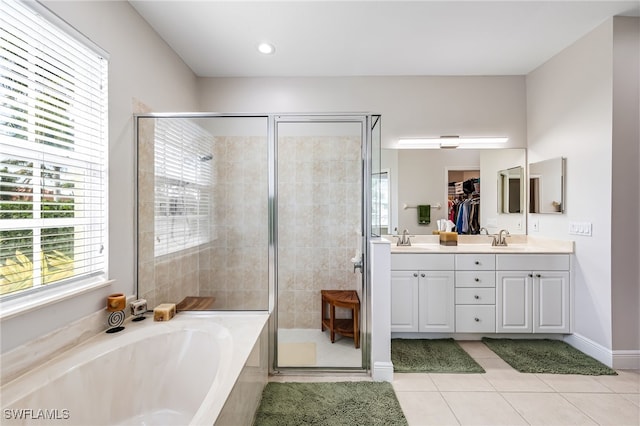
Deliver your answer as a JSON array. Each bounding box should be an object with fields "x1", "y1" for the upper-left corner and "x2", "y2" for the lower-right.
[
  {"x1": 516, "y1": 220, "x2": 522, "y2": 230},
  {"x1": 532, "y1": 219, "x2": 539, "y2": 232},
  {"x1": 569, "y1": 221, "x2": 592, "y2": 236}
]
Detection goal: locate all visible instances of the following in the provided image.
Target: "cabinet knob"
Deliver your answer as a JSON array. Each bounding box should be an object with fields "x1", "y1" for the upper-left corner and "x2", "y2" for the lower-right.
[
  {"x1": 413, "y1": 273, "x2": 418, "y2": 277},
  {"x1": 421, "y1": 273, "x2": 426, "y2": 277},
  {"x1": 474, "y1": 317, "x2": 480, "y2": 322},
  {"x1": 528, "y1": 274, "x2": 533, "y2": 277},
  {"x1": 474, "y1": 277, "x2": 480, "y2": 282},
  {"x1": 536, "y1": 274, "x2": 541, "y2": 278},
  {"x1": 475, "y1": 261, "x2": 480, "y2": 265},
  {"x1": 474, "y1": 295, "x2": 480, "y2": 300}
]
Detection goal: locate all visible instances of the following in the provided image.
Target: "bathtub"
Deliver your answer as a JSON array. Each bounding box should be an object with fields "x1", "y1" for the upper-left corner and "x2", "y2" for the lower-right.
[{"x1": 1, "y1": 312, "x2": 269, "y2": 426}]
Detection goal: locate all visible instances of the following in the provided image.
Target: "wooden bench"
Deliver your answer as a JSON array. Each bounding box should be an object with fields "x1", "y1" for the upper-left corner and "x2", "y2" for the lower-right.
[{"x1": 321, "y1": 290, "x2": 360, "y2": 349}]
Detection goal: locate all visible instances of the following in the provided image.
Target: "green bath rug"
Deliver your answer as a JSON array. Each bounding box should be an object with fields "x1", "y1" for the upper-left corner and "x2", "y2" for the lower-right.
[
  {"x1": 482, "y1": 338, "x2": 617, "y2": 375},
  {"x1": 253, "y1": 381, "x2": 408, "y2": 426},
  {"x1": 391, "y1": 338, "x2": 485, "y2": 373}
]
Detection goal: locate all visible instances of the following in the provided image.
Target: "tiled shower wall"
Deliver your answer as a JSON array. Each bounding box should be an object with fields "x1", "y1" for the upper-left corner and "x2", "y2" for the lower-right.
[
  {"x1": 277, "y1": 136, "x2": 362, "y2": 329},
  {"x1": 137, "y1": 119, "x2": 268, "y2": 310},
  {"x1": 198, "y1": 136, "x2": 269, "y2": 309}
]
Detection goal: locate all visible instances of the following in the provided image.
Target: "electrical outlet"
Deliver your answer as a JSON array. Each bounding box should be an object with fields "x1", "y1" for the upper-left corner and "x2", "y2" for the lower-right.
[
  {"x1": 532, "y1": 219, "x2": 539, "y2": 232},
  {"x1": 516, "y1": 220, "x2": 522, "y2": 230}
]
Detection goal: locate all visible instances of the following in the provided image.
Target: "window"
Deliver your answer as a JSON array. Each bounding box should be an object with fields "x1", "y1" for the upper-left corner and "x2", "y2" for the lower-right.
[
  {"x1": 153, "y1": 118, "x2": 212, "y2": 257},
  {"x1": 0, "y1": 0, "x2": 108, "y2": 299}
]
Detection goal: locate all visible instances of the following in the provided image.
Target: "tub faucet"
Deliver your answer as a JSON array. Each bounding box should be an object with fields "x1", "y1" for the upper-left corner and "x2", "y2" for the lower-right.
[{"x1": 496, "y1": 229, "x2": 510, "y2": 246}]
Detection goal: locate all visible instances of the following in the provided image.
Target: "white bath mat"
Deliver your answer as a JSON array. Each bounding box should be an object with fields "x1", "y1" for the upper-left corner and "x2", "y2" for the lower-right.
[{"x1": 278, "y1": 342, "x2": 317, "y2": 366}]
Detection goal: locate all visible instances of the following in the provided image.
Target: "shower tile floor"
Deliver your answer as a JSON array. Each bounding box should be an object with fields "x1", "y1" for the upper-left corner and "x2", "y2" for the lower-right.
[
  {"x1": 277, "y1": 328, "x2": 361, "y2": 368},
  {"x1": 269, "y1": 341, "x2": 640, "y2": 425}
]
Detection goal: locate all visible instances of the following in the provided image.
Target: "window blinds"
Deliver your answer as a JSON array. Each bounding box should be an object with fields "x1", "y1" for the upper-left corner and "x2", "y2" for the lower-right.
[
  {"x1": 0, "y1": 0, "x2": 108, "y2": 297},
  {"x1": 153, "y1": 118, "x2": 212, "y2": 257}
]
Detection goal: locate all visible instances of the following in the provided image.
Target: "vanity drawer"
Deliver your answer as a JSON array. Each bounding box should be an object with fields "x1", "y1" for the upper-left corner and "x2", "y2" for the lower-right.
[
  {"x1": 455, "y1": 271, "x2": 496, "y2": 287},
  {"x1": 391, "y1": 253, "x2": 455, "y2": 270},
  {"x1": 455, "y1": 306, "x2": 496, "y2": 333},
  {"x1": 496, "y1": 254, "x2": 570, "y2": 271},
  {"x1": 456, "y1": 288, "x2": 495, "y2": 305},
  {"x1": 455, "y1": 254, "x2": 495, "y2": 270}
]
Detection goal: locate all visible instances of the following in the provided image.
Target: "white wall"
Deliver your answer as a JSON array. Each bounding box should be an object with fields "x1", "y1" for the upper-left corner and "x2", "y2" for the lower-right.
[
  {"x1": 611, "y1": 17, "x2": 640, "y2": 353},
  {"x1": 1, "y1": 1, "x2": 199, "y2": 352},
  {"x1": 526, "y1": 20, "x2": 614, "y2": 350},
  {"x1": 197, "y1": 76, "x2": 527, "y2": 150}
]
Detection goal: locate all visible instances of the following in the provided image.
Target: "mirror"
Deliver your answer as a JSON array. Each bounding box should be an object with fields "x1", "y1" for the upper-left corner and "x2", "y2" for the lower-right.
[
  {"x1": 382, "y1": 148, "x2": 526, "y2": 235},
  {"x1": 529, "y1": 157, "x2": 565, "y2": 214},
  {"x1": 498, "y1": 166, "x2": 523, "y2": 213}
]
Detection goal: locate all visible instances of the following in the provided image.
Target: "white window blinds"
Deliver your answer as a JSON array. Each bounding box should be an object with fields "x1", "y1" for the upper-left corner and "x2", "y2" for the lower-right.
[
  {"x1": 154, "y1": 118, "x2": 212, "y2": 257},
  {"x1": 0, "y1": 0, "x2": 108, "y2": 298}
]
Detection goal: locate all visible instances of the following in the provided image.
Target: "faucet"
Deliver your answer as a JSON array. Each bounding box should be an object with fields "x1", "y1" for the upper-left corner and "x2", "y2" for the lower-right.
[
  {"x1": 394, "y1": 229, "x2": 413, "y2": 246},
  {"x1": 479, "y1": 227, "x2": 489, "y2": 235},
  {"x1": 496, "y1": 229, "x2": 510, "y2": 246}
]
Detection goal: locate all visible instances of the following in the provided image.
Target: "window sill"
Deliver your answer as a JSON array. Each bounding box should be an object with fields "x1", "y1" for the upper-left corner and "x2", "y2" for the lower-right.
[{"x1": 0, "y1": 278, "x2": 113, "y2": 322}]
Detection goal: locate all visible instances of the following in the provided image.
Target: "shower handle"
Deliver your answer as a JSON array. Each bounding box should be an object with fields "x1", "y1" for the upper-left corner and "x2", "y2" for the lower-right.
[{"x1": 351, "y1": 253, "x2": 363, "y2": 274}]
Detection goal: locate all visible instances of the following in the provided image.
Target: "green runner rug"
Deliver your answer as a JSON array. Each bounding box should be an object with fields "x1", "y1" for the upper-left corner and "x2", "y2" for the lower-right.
[
  {"x1": 253, "y1": 381, "x2": 408, "y2": 426},
  {"x1": 391, "y1": 338, "x2": 485, "y2": 373},
  {"x1": 482, "y1": 338, "x2": 617, "y2": 375}
]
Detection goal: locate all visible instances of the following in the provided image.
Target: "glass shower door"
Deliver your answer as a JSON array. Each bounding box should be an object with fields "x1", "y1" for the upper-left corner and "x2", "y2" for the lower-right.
[{"x1": 275, "y1": 117, "x2": 365, "y2": 369}]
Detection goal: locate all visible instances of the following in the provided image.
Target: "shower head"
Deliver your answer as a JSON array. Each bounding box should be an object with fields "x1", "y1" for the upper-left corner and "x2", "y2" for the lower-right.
[{"x1": 198, "y1": 154, "x2": 213, "y2": 162}]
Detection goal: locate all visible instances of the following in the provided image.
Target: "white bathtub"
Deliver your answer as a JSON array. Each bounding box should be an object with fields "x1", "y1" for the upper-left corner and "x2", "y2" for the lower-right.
[{"x1": 1, "y1": 312, "x2": 269, "y2": 426}]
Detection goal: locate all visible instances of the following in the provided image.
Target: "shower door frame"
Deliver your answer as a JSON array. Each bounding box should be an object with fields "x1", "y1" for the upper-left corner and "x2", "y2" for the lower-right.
[
  {"x1": 271, "y1": 113, "x2": 376, "y2": 374},
  {"x1": 133, "y1": 112, "x2": 377, "y2": 374}
]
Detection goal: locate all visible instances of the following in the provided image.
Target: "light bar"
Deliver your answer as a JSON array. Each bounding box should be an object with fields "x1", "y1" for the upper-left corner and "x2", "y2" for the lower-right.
[{"x1": 396, "y1": 136, "x2": 508, "y2": 149}]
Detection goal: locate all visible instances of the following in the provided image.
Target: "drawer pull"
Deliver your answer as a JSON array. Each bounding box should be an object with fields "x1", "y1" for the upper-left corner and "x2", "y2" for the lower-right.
[
  {"x1": 474, "y1": 295, "x2": 480, "y2": 300},
  {"x1": 421, "y1": 273, "x2": 426, "y2": 278},
  {"x1": 474, "y1": 317, "x2": 480, "y2": 322},
  {"x1": 474, "y1": 261, "x2": 480, "y2": 265},
  {"x1": 413, "y1": 273, "x2": 418, "y2": 277},
  {"x1": 528, "y1": 274, "x2": 533, "y2": 277},
  {"x1": 536, "y1": 274, "x2": 541, "y2": 278},
  {"x1": 474, "y1": 277, "x2": 480, "y2": 282}
]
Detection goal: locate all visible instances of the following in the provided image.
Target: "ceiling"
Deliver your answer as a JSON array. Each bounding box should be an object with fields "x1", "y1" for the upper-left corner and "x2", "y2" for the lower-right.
[{"x1": 129, "y1": 1, "x2": 639, "y2": 77}]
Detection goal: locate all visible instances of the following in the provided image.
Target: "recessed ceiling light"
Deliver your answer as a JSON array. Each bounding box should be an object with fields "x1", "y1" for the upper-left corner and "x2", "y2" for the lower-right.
[{"x1": 257, "y1": 42, "x2": 275, "y2": 55}]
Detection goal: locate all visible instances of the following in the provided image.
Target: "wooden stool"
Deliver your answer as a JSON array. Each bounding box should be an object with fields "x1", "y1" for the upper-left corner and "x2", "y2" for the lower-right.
[{"x1": 321, "y1": 290, "x2": 360, "y2": 349}]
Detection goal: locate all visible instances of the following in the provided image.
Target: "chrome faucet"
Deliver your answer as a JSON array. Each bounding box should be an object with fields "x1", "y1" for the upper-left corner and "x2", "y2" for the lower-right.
[
  {"x1": 479, "y1": 227, "x2": 490, "y2": 235},
  {"x1": 496, "y1": 229, "x2": 510, "y2": 246},
  {"x1": 394, "y1": 229, "x2": 413, "y2": 246}
]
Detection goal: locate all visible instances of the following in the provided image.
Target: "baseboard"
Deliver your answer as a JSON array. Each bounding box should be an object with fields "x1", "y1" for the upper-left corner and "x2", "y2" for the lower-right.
[
  {"x1": 611, "y1": 350, "x2": 640, "y2": 370},
  {"x1": 563, "y1": 333, "x2": 640, "y2": 370},
  {"x1": 564, "y1": 333, "x2": 613, "y2": 367},
  {"x1": 372, "y1": 361, "x2": 394, "y2": 382}
]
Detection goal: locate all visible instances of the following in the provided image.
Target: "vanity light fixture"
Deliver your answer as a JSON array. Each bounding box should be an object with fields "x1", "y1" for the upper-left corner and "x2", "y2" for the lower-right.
[
  {"x1": 396, "y1": 136, "x2": 508, "y2": 149},
  {"x1": 257, "y1": 42, "x2": 276, "y2": 55}
]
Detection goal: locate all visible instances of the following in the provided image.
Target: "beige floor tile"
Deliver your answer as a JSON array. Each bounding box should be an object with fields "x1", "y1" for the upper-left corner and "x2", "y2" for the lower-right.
[
  {"x1": 393, "y1": 373, "x2": 438, "y2": 392},
  {"x1": 536, "y1": 373, "x2": 613, "y2": 393},
  {"x1": 430, "y1": 373, "x2": 495, "y2": 392},
  {"x1": 475, "y1": 357, "x2": 516, "y2": 372},
  {"x1": 484, "y1": 370, "x2": 555, "y2": 392},
  {"x1": 594, "y1": 370, "x2": 640, "y2": 393},
  {"x1": 502, "y1": 392, "x2": 597, "y2": 425},
  {"x1": 395, "y1": 391, "x2": 460, "y2": 426},
  {"x1": 441, "y1": 391, "x2": 527, "y2": 425},
  {"x1": 620, "y1": 393, "x2": 640, "y2": 407},
  {"x1": 562, "y1": 393, "x2": 640, "y2": 426},
  {"x1": 457, "y1": 341, "x2": 500, "y2": 359}
]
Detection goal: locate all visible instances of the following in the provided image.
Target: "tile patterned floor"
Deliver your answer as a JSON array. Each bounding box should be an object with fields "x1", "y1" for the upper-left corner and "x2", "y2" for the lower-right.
[
  {"x1": 269, "y1": 340, "x2": 640, "y2": 425},
  {"x1": 394, "y1": 341, "x2": 640, "y2": 426}
]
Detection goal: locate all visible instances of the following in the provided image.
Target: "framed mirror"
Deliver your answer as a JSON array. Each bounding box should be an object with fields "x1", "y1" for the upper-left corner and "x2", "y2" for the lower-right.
[
  {"x1": 529, "y1": 157, "x2": 565, "y2": 214},
  {"x1": 498, "y1": 166, "x2": 523, "y2": 213}
]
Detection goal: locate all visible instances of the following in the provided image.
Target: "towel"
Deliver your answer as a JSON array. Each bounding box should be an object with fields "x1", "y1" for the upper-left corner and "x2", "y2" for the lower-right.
[{"x1": 417, "y1": 205, "x2": 431, "y2": 225}]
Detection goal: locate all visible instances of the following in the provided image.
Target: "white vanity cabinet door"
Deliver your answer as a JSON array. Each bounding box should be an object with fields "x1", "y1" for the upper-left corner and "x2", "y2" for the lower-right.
[
  {"x1": 534, "y1": 271, "x2": 570, "y2": 333},
  {"x1": 390, "y1": 271, "x2": 419, "y2": 332},
  {"x1": 496, "y1": 271, "x2": 532, "y2": 332},
  {"x1": 418, "y1": 271, "x2": 455, "y2": 332}
]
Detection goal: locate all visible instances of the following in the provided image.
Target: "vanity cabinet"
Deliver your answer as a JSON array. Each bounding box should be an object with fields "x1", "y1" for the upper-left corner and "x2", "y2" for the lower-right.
[
  {"x1": 391, "y1": 254, "x2": 455, "y2": 333},
  {"x1": 496, "y1": 255, "x2": 570, "y2": 333},
  {"x1": 455, "y1": 254, "x2": 496, "y2": 333}
]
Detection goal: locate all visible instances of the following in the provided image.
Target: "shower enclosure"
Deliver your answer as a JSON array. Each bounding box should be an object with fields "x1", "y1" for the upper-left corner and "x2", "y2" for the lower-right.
[{"x1": 135, "y1": 113, "x2": 381, "y2": 371}]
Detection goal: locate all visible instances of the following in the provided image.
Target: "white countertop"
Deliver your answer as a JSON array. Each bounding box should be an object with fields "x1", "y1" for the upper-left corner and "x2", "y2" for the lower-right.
[{"x1": 386, "y1": 235, "x2": 574, "y2": 254}]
